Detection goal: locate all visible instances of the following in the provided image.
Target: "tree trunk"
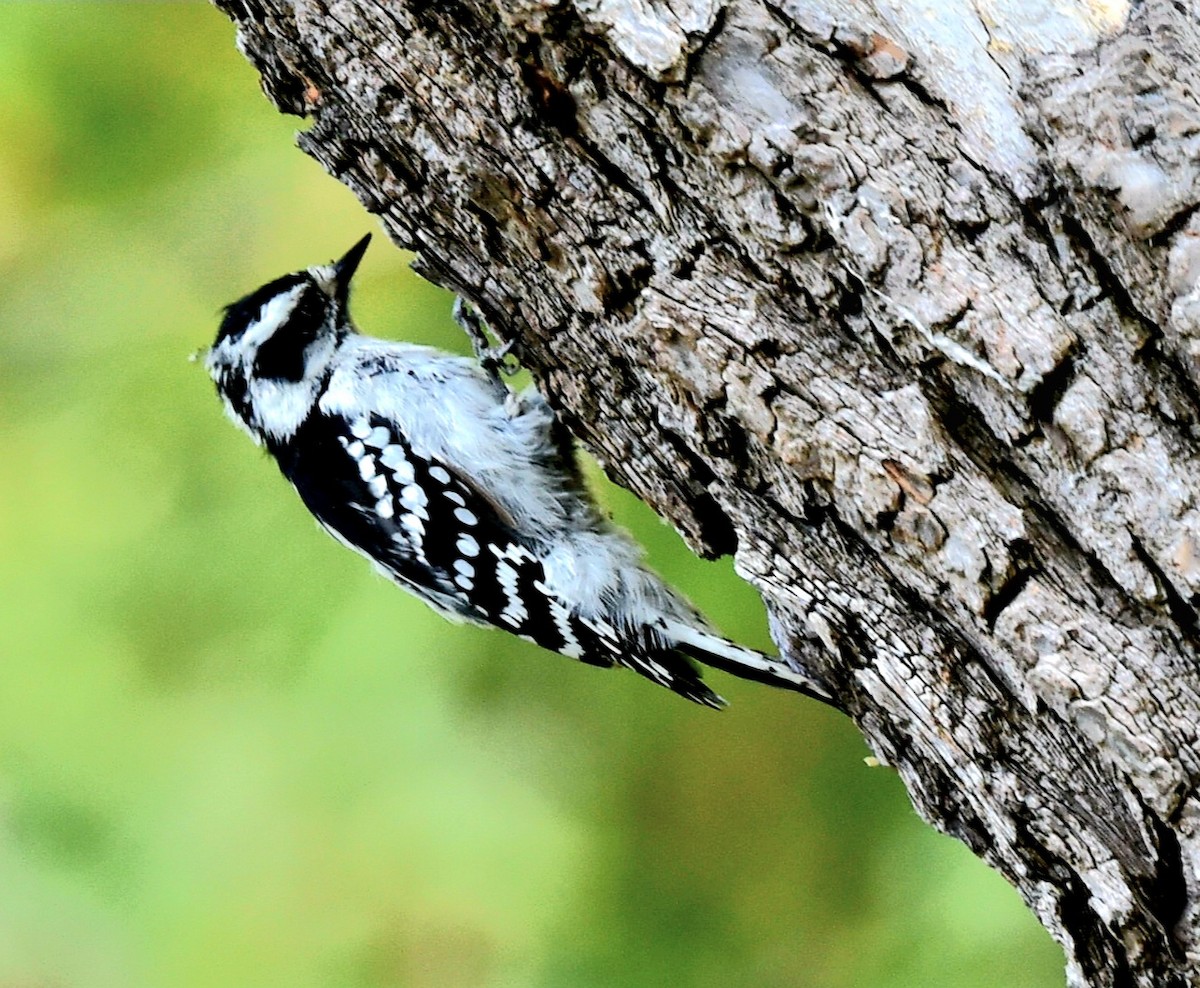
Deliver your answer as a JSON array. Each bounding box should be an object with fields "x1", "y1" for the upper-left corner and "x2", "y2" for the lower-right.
[{"x1": 212, "y1": 1, "x2": 1200, "y2": 983}]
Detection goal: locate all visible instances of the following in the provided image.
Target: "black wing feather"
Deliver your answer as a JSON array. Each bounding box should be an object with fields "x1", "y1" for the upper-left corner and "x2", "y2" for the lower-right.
[{"x1": 275, "y1": 411, "x2": 722, "y2": 708}]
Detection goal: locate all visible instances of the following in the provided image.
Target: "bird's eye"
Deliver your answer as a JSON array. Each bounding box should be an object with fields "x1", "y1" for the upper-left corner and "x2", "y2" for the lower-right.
[
  {"x1": 216, "y1": 272, "x2": 307, "y2": 345},
  {"x1": 252, "y1": 285, "x2": 327, "y2": 381}
]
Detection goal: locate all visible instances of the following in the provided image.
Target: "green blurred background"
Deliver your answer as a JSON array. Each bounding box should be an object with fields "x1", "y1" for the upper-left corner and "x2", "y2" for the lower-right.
[{"x1": 0, "y1": 5, "x2": 1064, "y2": 987}]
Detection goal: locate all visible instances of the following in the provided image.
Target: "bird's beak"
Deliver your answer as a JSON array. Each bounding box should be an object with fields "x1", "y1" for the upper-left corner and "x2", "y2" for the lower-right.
[{"x1": 331, "y1": 234, "x2": 371, "y2": 301}]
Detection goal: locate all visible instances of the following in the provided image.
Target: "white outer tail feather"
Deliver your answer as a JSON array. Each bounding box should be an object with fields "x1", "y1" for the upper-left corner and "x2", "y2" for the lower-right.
[{"x1": 661, "y1": 619, "x2": 836, "y2": 704}]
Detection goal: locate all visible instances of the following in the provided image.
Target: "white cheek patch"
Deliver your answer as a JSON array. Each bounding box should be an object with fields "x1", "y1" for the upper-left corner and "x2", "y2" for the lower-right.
[
  {"x1": 247, "y1": 377, "x2": 321, "y2": 441},
  {"x1": 208, "y1": 284, "x2": 317, "y2": 445}
]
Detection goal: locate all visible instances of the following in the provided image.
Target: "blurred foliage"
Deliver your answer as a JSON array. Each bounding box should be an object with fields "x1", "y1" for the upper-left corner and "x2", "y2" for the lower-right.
[{"x1": 0, "y1": 4, "x2": 1064, "y2": 987}]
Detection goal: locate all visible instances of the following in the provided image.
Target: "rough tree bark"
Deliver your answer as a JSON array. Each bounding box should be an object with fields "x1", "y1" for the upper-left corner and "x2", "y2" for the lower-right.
[{"x1": 212, "y1": 0, "x2": 1200, "y2": 984}]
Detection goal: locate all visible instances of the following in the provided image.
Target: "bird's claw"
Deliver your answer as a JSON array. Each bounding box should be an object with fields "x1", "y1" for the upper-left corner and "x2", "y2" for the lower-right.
[{"x1": 453, "y1": 298, "x2": 520, "y2": 381}]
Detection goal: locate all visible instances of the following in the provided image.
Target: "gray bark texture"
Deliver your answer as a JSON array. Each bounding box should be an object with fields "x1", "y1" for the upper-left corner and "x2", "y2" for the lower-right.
[{"x1": 213, "y1": 0, "x2": 1200, "y2": 984}]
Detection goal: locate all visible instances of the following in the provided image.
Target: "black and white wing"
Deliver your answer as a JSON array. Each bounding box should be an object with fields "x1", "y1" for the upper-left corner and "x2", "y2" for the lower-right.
[{"x1": 276, "y1": 410, "x2": 724, "y2": 708}]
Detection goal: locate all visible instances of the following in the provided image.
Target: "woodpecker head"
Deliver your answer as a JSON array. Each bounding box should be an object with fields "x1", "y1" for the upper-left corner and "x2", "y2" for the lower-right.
[{"x1": 207, "y1": 234, "x2": 371, "y2": 445}]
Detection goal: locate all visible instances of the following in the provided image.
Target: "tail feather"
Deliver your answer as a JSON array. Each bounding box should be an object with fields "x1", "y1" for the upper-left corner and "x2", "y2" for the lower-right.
[{"x1": 663, "y1": 620, "x2": 839, "y2": 709}]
